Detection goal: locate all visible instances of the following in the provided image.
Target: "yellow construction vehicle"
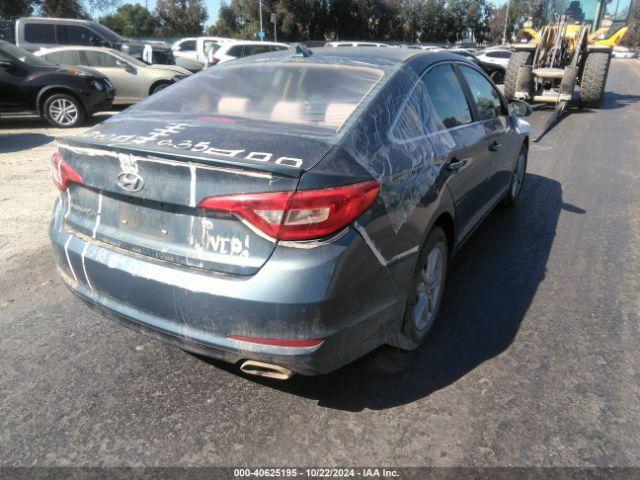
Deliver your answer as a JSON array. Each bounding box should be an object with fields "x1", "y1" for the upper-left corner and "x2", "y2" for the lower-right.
[{"x1": 503, "y1": 1, "x2": 632, "y2": 140}]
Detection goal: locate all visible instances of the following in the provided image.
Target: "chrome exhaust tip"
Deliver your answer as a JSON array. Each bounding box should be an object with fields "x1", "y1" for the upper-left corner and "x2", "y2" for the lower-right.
[{"x1": 240, "y1": 360, "x2": 294, "y2": 380}]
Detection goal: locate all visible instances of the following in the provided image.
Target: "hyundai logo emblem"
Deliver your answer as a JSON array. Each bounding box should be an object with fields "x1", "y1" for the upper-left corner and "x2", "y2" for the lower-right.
[{"x1": 117, "y1": 171, "x2": 144, "y2": 192}]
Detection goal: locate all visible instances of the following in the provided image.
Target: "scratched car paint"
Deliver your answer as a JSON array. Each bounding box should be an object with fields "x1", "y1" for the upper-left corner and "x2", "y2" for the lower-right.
[{"x1": 50, "y1": 48, "x2": 531, "y2": 377}]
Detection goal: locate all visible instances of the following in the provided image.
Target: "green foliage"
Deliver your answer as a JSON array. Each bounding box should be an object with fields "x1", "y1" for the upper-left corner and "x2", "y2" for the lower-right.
[
  {"x1": 41, "y1": 0, "x2": 86, "y2": 18},
  {"x1": 101, "y1": 4, "x2": 157, "y2": 37},
  {"x1": 621, "y1": 0, "x2": 640, "y2": 47},
  {"x1": 154, "y1": 0, "x2": 208, "y2": 36},
  {"x1": 0, "y1": 0, "x2": 37, "y2": 18},
  {"x1": 208, "y1": 0, "x2": 504, "y2": 43}
]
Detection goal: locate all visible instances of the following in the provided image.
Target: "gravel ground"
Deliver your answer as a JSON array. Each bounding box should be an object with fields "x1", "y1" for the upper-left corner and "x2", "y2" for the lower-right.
[{"x1": 0, "y1": 60, "x2": 639, "y2": 467}]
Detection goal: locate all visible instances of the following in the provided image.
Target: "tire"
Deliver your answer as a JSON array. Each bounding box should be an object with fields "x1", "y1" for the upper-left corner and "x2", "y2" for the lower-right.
[
  {"x1": 504, "y1": 51, "x2": 533, "y2": 100},
  {"x1": 490, "y1": 69, "x2": 505, "y2": 85},
  {"x1": 43, "y1": 93, "x2": 84, "y2": 128},
  {"x1": 388, "y1": 227, "x2": 448, "y2": 350},
  {"x1": 150, "y1": 81, "x2": 171, "y2": 95},
  {"x1": 579, "y1": 51, "x2": 611, "y2": 108},
  {"x1": 501, "y1": 144, "x2": 528, "y2": 207}
]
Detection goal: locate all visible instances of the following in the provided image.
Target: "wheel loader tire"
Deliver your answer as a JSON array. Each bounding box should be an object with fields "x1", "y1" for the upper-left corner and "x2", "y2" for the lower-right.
[
  {"x1": 504, "y1": 51, "x2": 533, "y2": 100},
  {"x1": 579, "y1": 51, "x2": 611, "y2": 108}
]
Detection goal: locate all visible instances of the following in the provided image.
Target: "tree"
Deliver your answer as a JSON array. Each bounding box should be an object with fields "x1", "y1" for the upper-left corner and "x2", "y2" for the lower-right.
[
  {"x1": 486, "y1": 0, "x2": 530, "y2": 44},
  {"x1": 0, "y1": 0, "x2": 37, "y2": 18},
  {"x1": 622, "y1": 0, "x2": 640, "y2": 47},
  {"x1": 155, "y1": 0, "x2": 208, "y2": 36},
  {"x1": 41, "y1": 0, "x2": 86, "y2": 18},
  {"x1": 101, "y1": 4, "x2": 157, "y2": 37}
]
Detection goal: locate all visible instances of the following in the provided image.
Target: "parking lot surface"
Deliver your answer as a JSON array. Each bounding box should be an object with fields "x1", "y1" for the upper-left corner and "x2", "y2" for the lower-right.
[{"x1": 1, "y1": 60, "x2": 639, "y2": 467}]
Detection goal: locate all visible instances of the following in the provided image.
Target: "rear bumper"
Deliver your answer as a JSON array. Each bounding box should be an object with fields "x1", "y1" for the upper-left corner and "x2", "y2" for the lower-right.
[{"x1": 50, "y1": 199, "x2": 404, "y2": 375}]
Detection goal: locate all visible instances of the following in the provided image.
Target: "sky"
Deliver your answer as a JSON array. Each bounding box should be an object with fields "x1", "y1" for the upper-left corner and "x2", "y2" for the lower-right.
[{"x1": 142, "y1": 0, "x2": 223, "y2": 25}]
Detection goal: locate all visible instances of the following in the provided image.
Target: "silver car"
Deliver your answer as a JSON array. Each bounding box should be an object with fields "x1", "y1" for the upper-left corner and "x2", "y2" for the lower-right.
[{"x1": 36, "y1": 46, "x2": 191, "y2": 104}]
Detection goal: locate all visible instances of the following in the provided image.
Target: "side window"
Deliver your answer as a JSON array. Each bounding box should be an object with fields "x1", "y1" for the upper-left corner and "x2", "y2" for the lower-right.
[
  {"x1": 392, "y1": 64, "x2": 472, "y2": 141},
  {"x1": 180, "y1": 40, "x2": 196, "y2": 51},
  {"x1": 84, "y1": 50, "x2": 120, "y2": 68},
  {"x1": 226, "y1": 45, "x2": 243, "y2": 58},
  {"x1": 242, "y1": 45, "x2": 271, "y2": 56},
  {"x1": 45, "y1": 50, "x2": 82, "y2": 65},
  {"x1": 459, "y1": 65, "x2": 505, "y2": 121},
  {"x1": 24, "y1": 24, "x2": 56, "y2": 44},
  {"x1": 270, "y1": 45, "x2": 288, "y2": 52},
  {"x1": 63, "y1": 26, "x2": 94, "y2": 46},
  {"x1": 423, "y1": 65, "x2": 472, "y2": 129}
]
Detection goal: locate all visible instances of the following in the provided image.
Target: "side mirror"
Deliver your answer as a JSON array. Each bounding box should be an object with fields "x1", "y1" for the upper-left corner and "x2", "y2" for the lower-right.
[{"x1": 508, "y1": 100, "x2": 532, "y2": 117}]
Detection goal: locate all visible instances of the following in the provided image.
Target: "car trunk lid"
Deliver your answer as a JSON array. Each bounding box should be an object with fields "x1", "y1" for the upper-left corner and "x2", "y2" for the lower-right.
[{"x1": 57, "y1": 118, "x2": 335, "y2": 275}]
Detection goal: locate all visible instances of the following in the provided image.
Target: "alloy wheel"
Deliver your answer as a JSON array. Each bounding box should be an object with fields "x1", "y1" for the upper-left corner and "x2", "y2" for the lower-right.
[
  {"x1": 49, "y1": 99, "x2": 78, "y2": 127},
  {"x1": 511, "y1": 152, "x2": 526, "y2": 199},
  {"x1": 413, "y1": 244, "x2": 445, "y2": 332}
]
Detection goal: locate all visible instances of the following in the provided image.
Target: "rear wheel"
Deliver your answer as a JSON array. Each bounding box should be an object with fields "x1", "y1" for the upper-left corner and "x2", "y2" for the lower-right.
[
  {"x1": 504, "y1": 50, "x2": 533, "y2": 100},
  {"x1": 150, "y1": 81, "x2": 171, "y2": 95},
  {"x1": 579, "y1": 51, "x2": 611, "y2": 108},
  {"x1": 388, "y1": 227, "x2": 448, "y2": 350},
  {"x1": 43, "y1": 93, "x2": 84, "y2": 128}
]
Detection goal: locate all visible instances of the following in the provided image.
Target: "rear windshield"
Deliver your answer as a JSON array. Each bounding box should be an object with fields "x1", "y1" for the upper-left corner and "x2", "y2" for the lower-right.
[{"x1": 133, "y1": 62, "x2": 384, "y2": 132}]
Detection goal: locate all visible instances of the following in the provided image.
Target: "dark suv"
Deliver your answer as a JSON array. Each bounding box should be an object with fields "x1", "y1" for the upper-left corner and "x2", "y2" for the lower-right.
[
  {"x1": 0, "y1": 41, "x2": 115, "y2": 127},
  {"x1": 15, "y1": 17, "x2": 175, "y2": 66}
]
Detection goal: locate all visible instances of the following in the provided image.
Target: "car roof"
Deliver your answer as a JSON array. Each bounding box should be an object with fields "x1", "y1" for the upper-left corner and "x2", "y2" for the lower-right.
[
  {"x1": 17, "y1": 16, "x2": 97, "y2": 25},
  {"x1": 227, "y1": 46, "x2": 475, "y2": 77},
  {"x1": 223, "y1": 40, "x2": 289, "y2": 46},
  {"x1": 36, "y1": 46, "x2": 120, "y2": 54}
]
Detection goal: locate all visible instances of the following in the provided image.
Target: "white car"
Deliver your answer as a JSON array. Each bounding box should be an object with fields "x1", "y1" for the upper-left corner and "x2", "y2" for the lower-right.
[
  {"x1": 612, "y1": 47, "x2": 636, "y2": 58},
  {"x1": 172, "y1": 36, "x2": 233, "y2": 63},
  {"x1": 36, "y1": 46, "x2": 191, "y2": 104},
  {"x1": 325, "y1": 41, "x2": 388, "y2": 48},
  {"x1": 407, "y1": 45, "x2": 441, "y2": 50},
  {"x1": 476, "y1": 48, "x2": 512, "y2": 68},
  {"x1": 207, "y1": 41, "x2": 290, "y2": 66}
]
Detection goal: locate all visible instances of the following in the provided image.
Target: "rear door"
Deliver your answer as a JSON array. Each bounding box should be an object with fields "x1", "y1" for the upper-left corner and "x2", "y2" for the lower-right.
[
  {"x1": 457, "y1": 64, "x2": 515, "y2": 204},
  {"x1": 419, "y1": 63, "x2": 492, "y2": 241}
]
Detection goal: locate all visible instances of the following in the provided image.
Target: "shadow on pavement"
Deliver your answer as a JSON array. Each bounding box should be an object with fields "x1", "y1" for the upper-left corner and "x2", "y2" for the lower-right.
[
  {"x1": 207, "y1": 173, "x2": 581, "y2": 411},
  {"x1": 0, "y1": 133, "x2": 53, "y2": 153}
]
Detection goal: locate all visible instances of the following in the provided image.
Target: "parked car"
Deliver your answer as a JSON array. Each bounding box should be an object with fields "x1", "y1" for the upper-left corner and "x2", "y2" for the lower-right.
[
  {"x1": 173, "y1": 36, "x2": 232, "y2": 63},
  {"x1": 407, "y1": 44, "x2": 442, "y2": 50},
  {"x1": 15, "y1": 17, "x2": 175, "y2": 66},
  {"x1": 174, "y1": 56, "x2": 205, "y2": 73},
  {"x1": 326, "y1": 41, "x2": 389, "y2": 47},
  {"x1": 0, "y1": 40, "x2": 114, "y2": 127},
  {"x1": 612, "y1": 46, "x2": 636, "y2": 58},
  {"x1": 50, "y1": 48, "x2": 531, "y2": 378},
  {"x1": 450, "y1": 48, "x2": 506, "y2": 84},
  {"x1": 36, "y1": 46, "x2": 191, "y2": 104},
  {"x1": 207, "y1": 40, "x2": 290, "y2": 66},
  {"x1": 476, "y1": 48, "x2": 512, "y2": 68}
]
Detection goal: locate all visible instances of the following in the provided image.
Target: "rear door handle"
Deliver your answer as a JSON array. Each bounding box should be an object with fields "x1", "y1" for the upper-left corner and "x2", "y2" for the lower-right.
[
  {"x1": 489, "y1": 141, "x2": 501, "y2": 152},
  {"x1": 446, "y1": 158, "x2": 467, "y2": 171}
]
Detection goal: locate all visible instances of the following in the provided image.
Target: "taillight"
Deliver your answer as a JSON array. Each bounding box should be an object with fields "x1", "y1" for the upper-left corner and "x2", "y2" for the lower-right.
[
  {"x1": 51, "y1": 151, "x2": 84, "y2": 191},
  {"x1": 198, "y1": 180, "x2": 380, "y2": 241}
]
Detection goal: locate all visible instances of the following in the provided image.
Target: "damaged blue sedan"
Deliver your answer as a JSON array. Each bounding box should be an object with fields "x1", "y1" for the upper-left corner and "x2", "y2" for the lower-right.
[{"x1": 50, "y1": 47, "x2": 531, "y2": 379}]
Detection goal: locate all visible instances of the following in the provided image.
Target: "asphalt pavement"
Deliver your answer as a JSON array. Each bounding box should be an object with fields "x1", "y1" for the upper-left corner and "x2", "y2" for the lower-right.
[{"x1": 0, "y1": 60, "x2": 639, "y2": 467}]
